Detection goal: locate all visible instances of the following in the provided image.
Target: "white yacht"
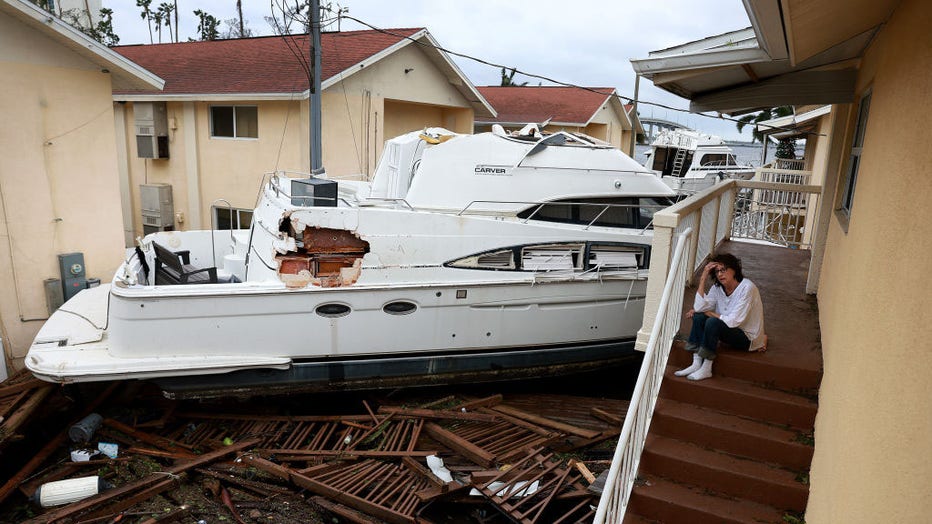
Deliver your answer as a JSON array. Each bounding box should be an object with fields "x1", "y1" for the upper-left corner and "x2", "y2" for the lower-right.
[
  {"x1": 26, "y1": 126, "x2": 676, "y2": 396},
  {"x1": 643, "y1": 128, "x2": 754, "y2": 194}
]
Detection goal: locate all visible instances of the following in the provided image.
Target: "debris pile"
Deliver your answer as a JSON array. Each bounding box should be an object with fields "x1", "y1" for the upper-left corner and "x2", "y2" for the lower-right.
[{"x1": 0, "y1": 381, "x2": 626, "y2": 523}]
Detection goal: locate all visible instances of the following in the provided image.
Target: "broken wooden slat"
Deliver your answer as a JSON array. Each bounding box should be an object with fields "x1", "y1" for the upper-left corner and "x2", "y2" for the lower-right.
[
  {"x1": 378, "y1": 406, "x2": 498, "y2": 423},
  {"x1": 72, "y1": 474, "x2": 187, "y2": 522},
  {"x1": 261, "y1": 449, "x2": 439, "y2": 461},
  {"x1": 424, "y1": 422, "x2": 495, "y2": 468},
  {"x1": 572, "y1": 460, "x2": 597, "y2": 484},
  {"x1": 0, "y1": 384, "x2": 53, "y2": 443},
  {"x1": 22, "y1": 438, "x2": 260, "y2": 524},
  {"x1": 104, "y1": 418, "x2": 196, "y2": 455},
  {"x1": 590, "y1": 407, "x2": 623, "y2": 426},
  {"x1": 311, "y1": 495, "x2": 385, "y2": 524},
  {"x1": 452, "y1": 394, "x2": 504, "y2": 412},
  {"x1": 243, "y1": 455, "x2": 428, "y2": 524},
  {"x1": 490, "y1": 405, "x2": 601, "y2": 439}
]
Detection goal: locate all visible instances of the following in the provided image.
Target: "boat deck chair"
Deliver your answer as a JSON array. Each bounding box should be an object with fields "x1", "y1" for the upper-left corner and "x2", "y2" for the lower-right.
[{"x1": 152, "y1": 241, "x2": 218, "y2": 285}]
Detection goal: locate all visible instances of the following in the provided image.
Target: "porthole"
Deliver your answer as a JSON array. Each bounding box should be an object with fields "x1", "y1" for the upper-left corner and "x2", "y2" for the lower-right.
[
  {"x1": 383, "y1": 301, "x2": 417, "y2": 316},
  {"x1": 316, "y1": 303, "x2": 351, "y2": 318}
]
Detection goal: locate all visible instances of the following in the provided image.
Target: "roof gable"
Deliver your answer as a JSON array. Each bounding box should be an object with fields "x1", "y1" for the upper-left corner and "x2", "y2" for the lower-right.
[
  {"x1": 113, "y1": 29, "x2": 422, "y2": 97},
  {"x1": 0, "y1": 0, "x2": 162, "y2": 91},
  {"x1": 476, "y1": 86, "x2": 615, "y2": 126}
]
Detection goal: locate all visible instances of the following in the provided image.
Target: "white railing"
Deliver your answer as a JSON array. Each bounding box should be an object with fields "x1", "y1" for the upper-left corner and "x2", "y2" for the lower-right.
[
  {"x1": 772, "y1": 158, "x2": 806, "y2": 170},
  {"x1": 593, "y1": 227, "x2": 693, "y2": 522},
  {"x1": 597, "y1": 178, "x2": 823, "y2": 522}
]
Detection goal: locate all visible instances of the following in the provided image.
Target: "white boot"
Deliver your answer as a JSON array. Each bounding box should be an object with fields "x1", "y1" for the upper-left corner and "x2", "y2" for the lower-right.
[
  {"x1": 675, "y1": 354, "x2": 703, "y2": 377},
  {"x1": 687, "y1": 358, "x2": 714, "y2": 381}
]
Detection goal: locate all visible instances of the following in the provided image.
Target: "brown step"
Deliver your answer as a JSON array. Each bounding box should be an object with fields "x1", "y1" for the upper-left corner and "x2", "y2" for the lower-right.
[
  {"x1": 652, "y1": 398, "x2": 814, "y2": 469},
  {"x1": 640, "y1": 435, "x2": 808, "y2": 511},
  {"x1": 668, "y1": 343, "x2": 822, "y2": 392},
  {"x1": 622, "y1": 513, "x2": 661, "y2": 524},
  {"x1": 628, "y1": 475, "x2": 787, "y2": 524},
  {"x1": 660, "y1": 365, "x2": 817, "y2": 429}
]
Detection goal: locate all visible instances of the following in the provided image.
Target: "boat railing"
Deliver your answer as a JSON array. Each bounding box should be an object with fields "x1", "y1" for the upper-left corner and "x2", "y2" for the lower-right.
[
  {"x1": 595, "y1": 178, "x2": 825, "y2": 522},
  {"x1": 593, "y1": 227, "x2": 693, "y2": 523}
]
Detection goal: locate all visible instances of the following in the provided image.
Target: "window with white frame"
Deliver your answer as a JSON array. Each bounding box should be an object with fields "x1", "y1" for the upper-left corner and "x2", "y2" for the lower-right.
[
  {"x1": 210, "y1": 106, "x2": 258, "y2": 138},
  {"x1": 212, "y1": 206, "x2": 253, "y2": 230},
  {"x1": 840, "y1": 91, "x2": 871, "y2": 217}
]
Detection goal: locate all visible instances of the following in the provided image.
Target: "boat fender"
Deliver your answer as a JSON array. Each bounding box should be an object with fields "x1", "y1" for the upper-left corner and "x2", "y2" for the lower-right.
[{"x1": 31, "y1": 476, "x2": 113, "y2": 507}]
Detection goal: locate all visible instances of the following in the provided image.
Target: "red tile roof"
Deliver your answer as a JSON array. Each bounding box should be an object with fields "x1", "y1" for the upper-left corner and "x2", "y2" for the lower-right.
[
  {"x1": 113, "y1": 29, "x2": 423, "y2": 95},
  {"x1": 475, "y1": 86, "x2": 616, "y2": 125}
]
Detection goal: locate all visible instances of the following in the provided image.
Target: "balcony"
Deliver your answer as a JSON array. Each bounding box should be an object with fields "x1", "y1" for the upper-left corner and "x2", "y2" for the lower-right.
[{"x1": 596, "y1": 177, "x2": 825, "y2": 522}]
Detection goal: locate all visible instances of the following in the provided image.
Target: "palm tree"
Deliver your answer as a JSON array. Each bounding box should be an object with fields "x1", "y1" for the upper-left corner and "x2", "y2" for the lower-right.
[
  {"x1": 157, "y1": 3, "x2": 175, "y2": 42},
  {"x1": 735, "y1": 106, "x2": 793, "y2": 143},
  {"x1": 137, "y1": 0, "x2": 154, "y2": 44},
  {"x1": 500, "y1": 67, "x2": 528, "y2": 87}
]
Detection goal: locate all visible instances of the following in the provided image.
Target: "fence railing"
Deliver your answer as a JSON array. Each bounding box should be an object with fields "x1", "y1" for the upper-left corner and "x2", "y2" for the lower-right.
[
  {"x1": 598, "y1": 178, "x2": 823, "y2": 522},
  {"x1": 593, "y1": 227, "x2": 693, "y2": 522},
  {"x1": 771, "y1": 158, "x2": 806, "y2": 170}
]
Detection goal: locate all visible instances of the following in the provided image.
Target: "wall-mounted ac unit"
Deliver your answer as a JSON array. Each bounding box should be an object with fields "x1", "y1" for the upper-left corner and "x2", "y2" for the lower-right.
[
  {"x1": 135, "y1": 101, "x2": 170, "y2": 159},
  {"x1": 140, "y1": 183, "x2": 174, "y2": 235}
]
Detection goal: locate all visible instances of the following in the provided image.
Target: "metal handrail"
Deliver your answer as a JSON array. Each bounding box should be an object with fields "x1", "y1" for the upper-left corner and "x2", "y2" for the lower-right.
[{"x1": 593, "y1": 227, "x2": 693, "y2": 522}]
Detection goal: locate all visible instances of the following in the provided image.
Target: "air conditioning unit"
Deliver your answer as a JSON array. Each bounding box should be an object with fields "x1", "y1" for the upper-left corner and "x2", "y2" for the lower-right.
[
  {"x1": 134, "y1": 101, "x2": 170, "y2": 159},
  {"x1": 140, "y1": 183, "x2": 174, "y2": 234}
]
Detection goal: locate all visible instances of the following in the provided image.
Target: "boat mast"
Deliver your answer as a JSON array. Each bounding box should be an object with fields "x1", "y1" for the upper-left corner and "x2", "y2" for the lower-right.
[{"x1": 309, "y1": 0, "x2": 323, "y2": 175}]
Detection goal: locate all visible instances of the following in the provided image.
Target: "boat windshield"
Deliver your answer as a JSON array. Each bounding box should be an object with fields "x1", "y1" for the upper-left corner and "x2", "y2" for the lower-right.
[{"x1": 516, "y1": 197, "x2": 675, "y2": 229}]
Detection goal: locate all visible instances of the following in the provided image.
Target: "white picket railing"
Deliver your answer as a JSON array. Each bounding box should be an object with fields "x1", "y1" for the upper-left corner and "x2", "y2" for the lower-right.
[
  {"x1": 596, "y1": 177, "x2": 823, "y2": 522},
  {"x1": 593, "y1": 227, "x2": 693, "y2": 522}
]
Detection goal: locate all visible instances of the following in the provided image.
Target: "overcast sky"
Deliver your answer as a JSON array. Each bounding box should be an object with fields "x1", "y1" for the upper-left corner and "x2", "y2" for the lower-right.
[{"x1": 104, "y1": 0, "x2": 754, "y2": 140}]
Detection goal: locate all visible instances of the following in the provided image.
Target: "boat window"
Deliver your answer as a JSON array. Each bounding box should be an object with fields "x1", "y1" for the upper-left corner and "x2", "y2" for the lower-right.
[
  {"x1": 700, "y1": 153, "x2": 729, "y2": 166},
  {"x1": 517, "y1": 198, "x2": 649, "y2": 229},
  {"x1": 316, "y1": 303, "x2": 351, "y2": 318},
  {"x1": 588, "y1": 244, "x2": 645, "y2": 270},
  {"x1": 638, "y1": 197, "x2": 676, "y2": 229},
  {"x1": 447, "y1": 249, "x2": 515, "y2": 270},
  {"x1": 521, "y1": 244, "x2": 583, "y2": 271},
  {"x1": 383, "y1": 301, "x2": 417, "y2": 315}
]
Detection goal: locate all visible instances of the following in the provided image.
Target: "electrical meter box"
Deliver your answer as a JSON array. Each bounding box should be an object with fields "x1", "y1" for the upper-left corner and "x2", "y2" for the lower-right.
[
  {"x1": 291, "y1": 178, "x2": 337, "y2": 207},
  {"x1": 58, "y1": 252, "x2": 87, "y2": 302}
]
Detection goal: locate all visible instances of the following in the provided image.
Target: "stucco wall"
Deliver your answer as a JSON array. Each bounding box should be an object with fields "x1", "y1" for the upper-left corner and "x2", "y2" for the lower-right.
[
  {"x1": 807, "y1": 0, "x2": 932, "y2": 521},
  {"x1": 0, "y1": 13, "x2": 126, "y2": 366}
]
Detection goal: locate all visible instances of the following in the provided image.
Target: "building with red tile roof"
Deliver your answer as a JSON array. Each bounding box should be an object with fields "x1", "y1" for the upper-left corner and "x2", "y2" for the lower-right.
[
  {"x1": 474, "y1": 86, "x2": 643, "y2": 155},
  {"x1": 108, "y1": 29, "x2": 494, "y2": 237}
]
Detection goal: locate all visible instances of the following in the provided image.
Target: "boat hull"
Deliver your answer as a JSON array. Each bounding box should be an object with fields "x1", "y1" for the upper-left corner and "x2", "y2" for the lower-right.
[{"x1": 155, "y1": 337, "x2": 639, "y2": 399}]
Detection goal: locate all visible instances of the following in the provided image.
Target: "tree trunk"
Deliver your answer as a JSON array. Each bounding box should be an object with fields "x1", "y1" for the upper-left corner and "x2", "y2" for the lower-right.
[{"x1": 237, "y1": 0, "x2": 244, "y2": 37}]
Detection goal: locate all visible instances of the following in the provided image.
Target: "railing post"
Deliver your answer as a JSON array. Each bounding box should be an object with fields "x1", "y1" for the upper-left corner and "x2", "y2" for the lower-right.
[
  {"x1": 685, "y1": 212, "x2": 701, "y2": 285},
  {"x1": 636, "y1": 224, "x2": 673, "y2": 351}
]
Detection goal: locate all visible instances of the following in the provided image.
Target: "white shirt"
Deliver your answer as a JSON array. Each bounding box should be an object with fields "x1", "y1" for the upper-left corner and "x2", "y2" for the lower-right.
[{"x1": 694, "y1": 278, "x2": 766, "y2": 350}]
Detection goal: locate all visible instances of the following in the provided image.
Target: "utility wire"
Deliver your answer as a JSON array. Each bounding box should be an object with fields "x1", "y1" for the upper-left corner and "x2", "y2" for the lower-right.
[{"x1": 338, "y1": 14, "x2": 823, "y2": 137}]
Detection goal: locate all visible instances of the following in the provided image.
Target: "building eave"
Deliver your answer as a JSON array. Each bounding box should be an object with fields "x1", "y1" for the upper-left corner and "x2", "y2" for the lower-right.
[{"x1": 1, "y1": 0, "x2": 163, "y2": 91}]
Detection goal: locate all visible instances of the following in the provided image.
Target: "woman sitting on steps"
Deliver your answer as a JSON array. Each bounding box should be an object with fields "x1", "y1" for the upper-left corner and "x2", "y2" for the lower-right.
[{"x1": 676, "y1": 253, "x2": 766, "y2": 381}]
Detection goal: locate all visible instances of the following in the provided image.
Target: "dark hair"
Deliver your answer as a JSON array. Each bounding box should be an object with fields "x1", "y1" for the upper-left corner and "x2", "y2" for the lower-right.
[{"x1": 710, "y1": 253, "x2": 743, "y2": 287}]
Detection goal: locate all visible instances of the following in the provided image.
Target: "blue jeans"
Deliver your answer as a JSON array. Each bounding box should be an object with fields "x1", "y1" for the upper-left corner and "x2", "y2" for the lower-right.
[{"x1": 688, "y1": 312, "x2": 750, "y2": 360}]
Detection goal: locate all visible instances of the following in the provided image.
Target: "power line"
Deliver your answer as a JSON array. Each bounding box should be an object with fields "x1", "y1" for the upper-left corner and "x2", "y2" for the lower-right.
[{"x1": 337, "y1": 14, "x2": 821, "y2": 137}]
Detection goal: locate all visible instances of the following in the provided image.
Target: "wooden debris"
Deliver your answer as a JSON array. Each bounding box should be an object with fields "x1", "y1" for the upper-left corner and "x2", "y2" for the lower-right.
[
  {"x1": 378, "y1": 406, "x2": 499, "y2": 423},
  {"x1": 22, "y1": 438, "x2": 259, "y2": 523},
  {"x1": 424, "y1": 422, "x2": 496, "y2": 467},
  {"x1": 489, "y1": 405, "x2": 601, "y2": 439},
  {"x1": 590, "y1": 407, "x2": 623, "y2": 426}
]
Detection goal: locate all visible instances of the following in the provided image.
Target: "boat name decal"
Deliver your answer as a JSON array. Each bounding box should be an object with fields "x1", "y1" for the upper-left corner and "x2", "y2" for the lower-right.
[{"x1": 474, "y1": 165, "x2": 512, "y2": 176}]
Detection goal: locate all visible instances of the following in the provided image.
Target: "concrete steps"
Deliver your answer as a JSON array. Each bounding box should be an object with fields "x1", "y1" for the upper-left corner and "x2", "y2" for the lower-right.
[
  {"x1": 660, "y1": 365, "x2": 817, "y2": 428},
  {"x1": 641, "y1": 435, "x2": 808, "y2": 510},
  {"x1": 625, "y1": 348, "x2": 817, "y2": 522},
  {"x1": 651, "y1": 398, "x2": 813, "y2": 469},
  {"x1": 627, "y1": 475, "x2": 787, "y2": 524}
]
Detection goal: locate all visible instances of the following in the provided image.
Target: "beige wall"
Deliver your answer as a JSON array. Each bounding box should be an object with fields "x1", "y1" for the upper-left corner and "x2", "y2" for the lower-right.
[
  {"x1": 119, "y1": 41, "x2": 477, "y2": 234},
  {"x1": 808, "y1": 0, "x2": 932, "y2": 521},
  {"x1": 0, "y1": 12, "x2": 127, "y2": 367}
]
